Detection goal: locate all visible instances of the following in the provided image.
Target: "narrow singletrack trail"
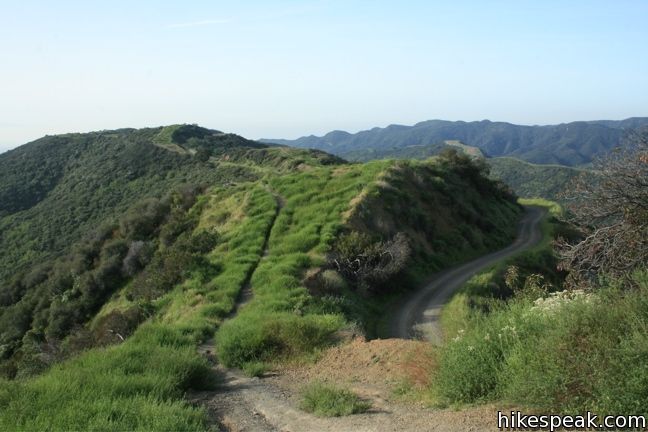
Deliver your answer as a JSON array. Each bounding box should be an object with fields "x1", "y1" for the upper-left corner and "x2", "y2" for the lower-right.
[
  {"x1": 390, "y1": 205, "x2": 546, "y2": 343},
  {"x1": 227, "y1": 190, "x2": 284, "y2": 316}
]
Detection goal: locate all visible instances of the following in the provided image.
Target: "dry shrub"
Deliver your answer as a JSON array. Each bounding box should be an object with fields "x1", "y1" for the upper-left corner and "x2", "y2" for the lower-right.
[
  {"x1": 559, "y1": 131, "x2": 648, "y2": 288},
  {"x1": 93, "y1": 306, "x2": 145, "y2": 346}
]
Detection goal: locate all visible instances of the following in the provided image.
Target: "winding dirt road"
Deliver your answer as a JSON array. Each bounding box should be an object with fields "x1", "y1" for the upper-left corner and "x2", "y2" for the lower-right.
[{"x1": 390, "y1": 206, "x2": 546, "y2": 343}]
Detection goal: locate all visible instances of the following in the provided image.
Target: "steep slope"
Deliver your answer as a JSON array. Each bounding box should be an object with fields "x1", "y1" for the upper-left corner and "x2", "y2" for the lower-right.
[
  {"x1": 263, "y1": 117, "x2": 648, "y2": 166},
  {"x1": 216, "y1": 154, "x2": 521, "y2": 370},
  {"x1": 0, "y1": 126, "x2": 253, "y2": 282}
]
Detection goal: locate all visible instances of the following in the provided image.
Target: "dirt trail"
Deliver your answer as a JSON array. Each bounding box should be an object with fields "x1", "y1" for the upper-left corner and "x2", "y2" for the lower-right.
[
  {"x1": 191, "y1": 203, "x2": 540, "y2": 431},
  {"x1": 228, "y1": 190, "x2": 284, "y2": 315},
  {"x1": 390, "y1": 205, "x2": 546, "y2": 343}
]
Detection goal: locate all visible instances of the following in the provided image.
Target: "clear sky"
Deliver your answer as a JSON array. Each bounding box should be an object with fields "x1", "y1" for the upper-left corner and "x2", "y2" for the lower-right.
[{"x1": 1, "y1": 0, "x2": 648, "y2": 151}]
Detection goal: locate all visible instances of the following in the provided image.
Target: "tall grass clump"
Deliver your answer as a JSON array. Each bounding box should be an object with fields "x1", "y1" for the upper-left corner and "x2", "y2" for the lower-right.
[
  {"x1": 217, "y1": 311, "x2": 344, "y2": 367},
  {"x1": 0, "y1": 323, "x2": 215, "y2": 431},
  {"x1": 300, "y1": 382, "x2": 371, "y2": 417}
]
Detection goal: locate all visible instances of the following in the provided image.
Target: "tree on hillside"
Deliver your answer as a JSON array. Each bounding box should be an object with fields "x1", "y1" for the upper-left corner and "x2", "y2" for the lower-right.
[{"x1": 558, "y1": 130, "x2": 648, "y2": 287}]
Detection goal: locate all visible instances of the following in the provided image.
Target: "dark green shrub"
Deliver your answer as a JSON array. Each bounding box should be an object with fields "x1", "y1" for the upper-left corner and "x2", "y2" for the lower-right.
[
  {"x1": 187, "y1": 230, "x2": 220, "y2": 254},
  {"x1": 119, "y1": 198, "x2": 170, "y2": 240},
  {"x1": 121, "y1": 240, "x2": 154, "y2": 277}
]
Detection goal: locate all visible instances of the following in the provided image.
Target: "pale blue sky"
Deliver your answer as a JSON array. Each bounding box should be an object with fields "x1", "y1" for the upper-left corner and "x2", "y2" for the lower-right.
[{"x1": 1, "y1": 0, "x2": 647, "y2": 151}]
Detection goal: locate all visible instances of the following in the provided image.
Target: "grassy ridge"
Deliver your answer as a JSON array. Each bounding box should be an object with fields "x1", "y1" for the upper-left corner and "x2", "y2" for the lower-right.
[
  {"x1": 217, "y1": 157, "x2": 522, "y2": 365},
  {"x1": 217, "y1": 162, "x2": 390, "y2": 368}
]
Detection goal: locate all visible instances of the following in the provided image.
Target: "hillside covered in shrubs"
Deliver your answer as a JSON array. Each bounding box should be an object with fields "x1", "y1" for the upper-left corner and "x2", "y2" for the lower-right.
[{"x1": 0, "y1": 126, "x2": 521, "y2": 430}]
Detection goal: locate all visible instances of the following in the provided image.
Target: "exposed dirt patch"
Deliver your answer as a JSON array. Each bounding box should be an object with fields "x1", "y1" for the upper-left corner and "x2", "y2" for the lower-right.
[
  {"x1": 195, "y1": 337, "x2": 505, "y2": 431},
  {"x1": 274, "y1": 338, "x2": 430, "y2": 398}
]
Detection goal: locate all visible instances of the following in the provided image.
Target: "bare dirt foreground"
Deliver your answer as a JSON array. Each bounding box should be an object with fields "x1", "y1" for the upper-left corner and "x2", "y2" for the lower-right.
[{"x1": 190, "y1": 338, "x2": 503, "y2": 432}]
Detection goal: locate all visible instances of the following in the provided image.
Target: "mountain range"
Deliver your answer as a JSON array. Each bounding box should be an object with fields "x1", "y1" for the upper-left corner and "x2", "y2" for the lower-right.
[{"x1": 263, "y1": 117, "x2": 648, "y2": 166}]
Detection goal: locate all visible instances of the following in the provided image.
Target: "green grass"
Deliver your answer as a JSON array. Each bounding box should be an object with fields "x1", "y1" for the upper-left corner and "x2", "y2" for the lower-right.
[
  {"x1": 0, "y1": 323, "x2": 214, "y2": 431},
  {"x1": 434, "y1": 271, "x2": 648, "y2": 415},
  {"x1": 216, "y1": 162, "x2": 390, "y2": 367},
  {"x1": 217, "y1": 157, "x2": 522, "y2": 366},
  {"x1": 300, "y1": 382, "x2": 371, "y2": 417},
  {"x1": 242, "y1": 361, "x2": 267, "y2": 377}
]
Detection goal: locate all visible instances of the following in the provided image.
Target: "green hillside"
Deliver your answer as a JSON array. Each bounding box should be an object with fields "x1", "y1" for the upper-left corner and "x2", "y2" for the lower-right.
[
  {"x1": 487, "y1": 157, "x2": 591, "y2": 200},
  {"x1": 0, "y1": 125, "x2": 342, "y2": 372},
  {"x1": 0, "y1": 128, "x2": 521, "y2": 430},
  {"x1": 0, "y1": 125, "x2": 338, "y2": 282}
]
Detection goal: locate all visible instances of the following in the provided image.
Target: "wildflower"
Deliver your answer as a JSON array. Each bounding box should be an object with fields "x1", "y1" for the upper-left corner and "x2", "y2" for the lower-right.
[
  {"x1": 467, "y1": 345, "x2": 475, "y2": 352},
  {"x1": 484, "y1": 333, "x2": 490, "y2": 341}
]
